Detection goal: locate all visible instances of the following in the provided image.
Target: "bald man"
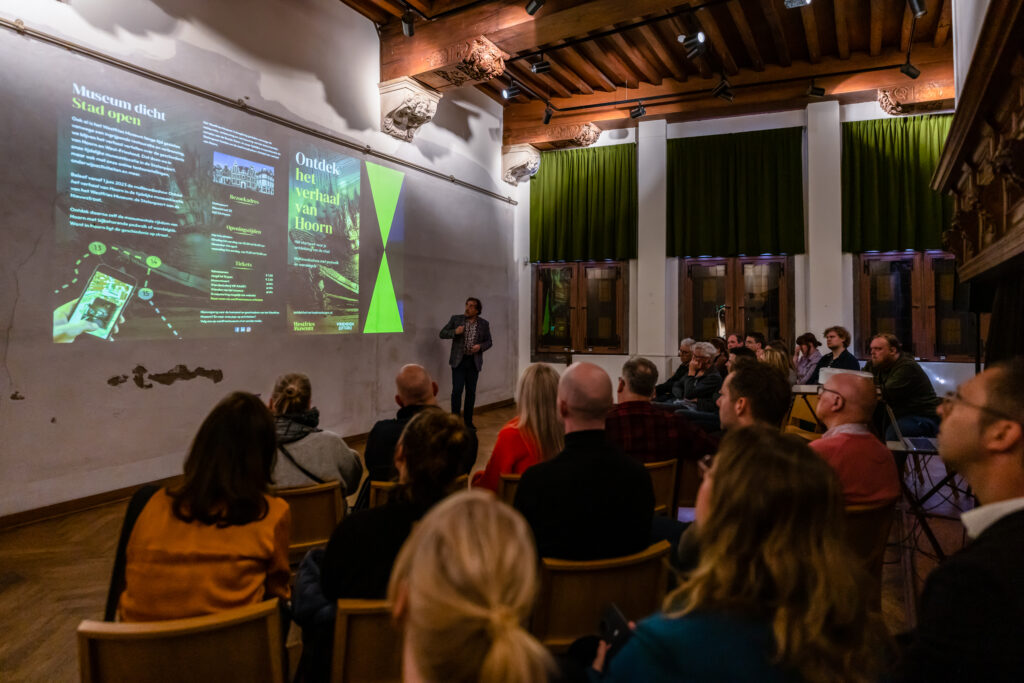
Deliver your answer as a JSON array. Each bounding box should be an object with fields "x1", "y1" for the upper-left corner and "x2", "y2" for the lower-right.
[
  {"x1": 355, "y1": 364, "x2": 476, "y2": 510},
  {"x1": 514, "y1": 362, "x2": 654, "y2": 560},
  {"x1": 810, "y1": 372, "x2": 900, "y2": 506}
]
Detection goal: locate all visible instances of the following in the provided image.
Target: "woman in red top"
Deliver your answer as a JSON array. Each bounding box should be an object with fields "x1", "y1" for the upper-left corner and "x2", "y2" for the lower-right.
[{"x1": 472, "y1": 363, "x2": 562, "y2": 492}]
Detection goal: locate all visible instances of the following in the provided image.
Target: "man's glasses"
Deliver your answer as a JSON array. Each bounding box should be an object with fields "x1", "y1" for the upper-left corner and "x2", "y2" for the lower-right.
[
  {"x1": 942, "y1": 390, "x2": 1021, "y2": 424},
  {"x1": 816, "y1": 385, "x2": 845, "y2": 401}
]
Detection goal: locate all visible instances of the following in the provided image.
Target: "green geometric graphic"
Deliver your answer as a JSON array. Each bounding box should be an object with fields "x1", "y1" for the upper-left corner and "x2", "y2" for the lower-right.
[
  {"x1": 364, "y1": 253, "x2": 403, "y2": 333},
  {"x1": 366, "y1": 162, "x2": 405, "y2": 245}
]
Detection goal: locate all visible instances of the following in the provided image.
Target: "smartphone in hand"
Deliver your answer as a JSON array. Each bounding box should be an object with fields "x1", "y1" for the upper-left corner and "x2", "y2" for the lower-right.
[
  {"x1": 68, "y1": 264, "x2": 136, "y2": 340},
  {"x1": 598, "y1": 603, "x2": 633, "y2": 662}
]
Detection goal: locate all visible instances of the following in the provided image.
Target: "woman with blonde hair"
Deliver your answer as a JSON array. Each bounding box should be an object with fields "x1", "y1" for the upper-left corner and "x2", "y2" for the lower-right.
[
  {"x1": 472, "y1": 363, "x2": 562, "y2": 492},
  {"x1": 761, "y1": 346, "x2": 799, "y2": 386},
  {"x1": 595, "y1": 426, "x2": 891, "y2": 682},
  {"x1": 389, "y1": 490, "x2": 553, "y2": 683}
]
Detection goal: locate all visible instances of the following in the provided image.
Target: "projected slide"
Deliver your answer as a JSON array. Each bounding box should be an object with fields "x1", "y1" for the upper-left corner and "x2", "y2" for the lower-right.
[{"x1": 52, "y1": 76, "x2": 404, "y2": 341}]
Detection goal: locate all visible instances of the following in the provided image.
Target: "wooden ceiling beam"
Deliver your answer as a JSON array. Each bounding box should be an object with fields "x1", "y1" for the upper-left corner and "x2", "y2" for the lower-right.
[
  {"x1": 607, "y1": 30, "x2": 663, "y2": 84},
  {"x1": 576, "y1": 38, "x2": 640, "y2": 88},
  {"x1": 380, "y1": 0, "x2": 683, "y2": 80},
  {"x1": 900, "y1": 4, "x2": 914, "y2": 54},
  {"x1": 869, "y1": 0, "x2": 884, "y2": 57},
  {"x1": 361, "y1": 0, "x2": 405, "y2": 20},
  {"x1": 555, "y1": 44, "x2": 619, "y2": 92},
  {"x1": 800, "y1": 4, "x2": 821, "y2": 64},
  {"x1": 759, "y1": 0, "x2": 791, "y2": 67},
  {"x1": 697, "y1": 7, "x2": 739, "y2": 75},
  {"x1": 727, "y1": 0, "x2": 765, "y2": 71},
  {"x1": 934, "y1": 0, "x2": 952, "y2": 48},
  {"x1": 543, "y1": 51, "x2": 595, "y2": 95},
  {"x1": 342, "y1": 0, "x2": 394, "y2": 23},
  {"x1": 506, "y1": 61, "x2": 573, "y2": 99},
  {"x1": 634, "y1": 24, "x2": 690, "y2": 83},
  {"x1": 834, "y1": 0, "x2": 850, "y2": 59}
]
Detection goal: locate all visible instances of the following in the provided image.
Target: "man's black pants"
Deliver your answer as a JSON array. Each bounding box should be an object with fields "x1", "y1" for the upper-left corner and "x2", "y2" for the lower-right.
[{"x1": 451, "y1": 355, "x2": 479, "y2": 428}]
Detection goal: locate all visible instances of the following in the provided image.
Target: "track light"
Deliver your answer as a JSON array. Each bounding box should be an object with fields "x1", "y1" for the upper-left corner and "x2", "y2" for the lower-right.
[
  {"x1": 908, "y1": 0, "x2": 927, "y2": 18},
  {"x1": 401, "y1": 11, "x2": 414, "y2": 37},
  {"x1": 525, "y1": 0, "x2": 544, "y2": 15},
  {"x1": 900, "y1": 60, "x2": 921, "y2": 79},
  {"x1": 678, "y1": 32, "x2": 707, "y2": 60},
  {"x1": 543, "y1": 107, "x2": 552, "y2": 125},
  {"x1": 784, "y1": 0, "x2": 812, "y2": 7},
  {"x1": 502, "y1": 82, "x2": 521, "y2": 99},
  {"x1": 629, "y1": 102, "x2": 646, "y2": 119},
  {"x1": 807, "y1": 79, "x2": 825, "y2": 97},
  {"x1": 531, "y1": 58, "x2": 551, "y2": 74},
  {"x1": 711, "y1": 77, "x2": 732, "y2": 101}
]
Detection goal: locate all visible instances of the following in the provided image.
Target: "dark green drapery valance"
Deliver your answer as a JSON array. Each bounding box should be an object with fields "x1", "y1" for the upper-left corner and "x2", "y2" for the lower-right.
[
  {"x1": 530, "y1": 144, "x2": 637, "y2": 262},
  {"x1": 667, "y1": 127, "x2": 805, "y2": 258},
  {"x1": 842, "y1": 114, "x2": 953, "y2": 252}
]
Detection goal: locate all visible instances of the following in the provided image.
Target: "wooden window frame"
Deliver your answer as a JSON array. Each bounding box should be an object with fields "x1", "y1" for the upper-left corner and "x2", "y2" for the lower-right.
[{"x1": 532, "y1": 261, "x2": 629, "y2": 356}]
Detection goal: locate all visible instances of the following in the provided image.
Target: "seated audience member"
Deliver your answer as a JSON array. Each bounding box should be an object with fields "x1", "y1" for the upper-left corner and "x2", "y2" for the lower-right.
[
  {"x1": 268, "y1": 372, "x2": 363, "y2": 492},
  {"x1": 514, "y1": 362, "x2": 654, "y2": 561},
  {"x1": 355, "y1": 364, "x2": 475, "y2": 509},
  {"x1": 718, "y1": 361, "x2": 792, "y2": 431},
  {"x1": 709, "y1": 336, "x2": 729, "y2": 373},
  {"x1": 808, "y1": 325, "x2": 860, "y2": 384},
  {"x1": 118, "y1": 392, "x2": 290, "y2": 622},
  {"x1": 596, "y1": 426, "x2": 890, "y2": 682},
  {"x1": 811, "y1": 373, "x2": 900, "y2": 507},
  {"x1": 726, "y1": 332, "x2": 744, "y2": 350},
  {"x1": 674, "y1": 341, "x2": 723, "y2": 411},
  {"x1": 726, "y1": 345, "x2": 757, "y2": 373},
  {"x1": 389, "y1": 491, "x2": 554, "y2": 683},
  {"x1": 761, "y1": 347, "x2": 799, "y2": 386},
  {"x1": 744, "y1": 331, "x2": 766, "y2": 359},
  {"x1": 902, "y1": 359, "x2": 1024, "y2": 682},
  {"x1": 321, "y1": 408, "x2": 470, "y2": 600},
  {"x1": 472, "y1": 363, "x2": 562, "y2": 492},
  {"x1": 605, "y1": 357, "x2": 716, "y2": 463},
  {"x1": 793, "y1": 332, "x2": 824, "y2": 384},
  {"x1": 654, "y1": 338, "x2": 694, "y2": 400},
  {"x1": 864, "y1": 333, "x2": 941, "y2": 440}
]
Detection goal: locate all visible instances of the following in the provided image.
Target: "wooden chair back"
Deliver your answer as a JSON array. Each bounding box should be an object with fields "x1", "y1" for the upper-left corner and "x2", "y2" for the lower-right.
[
  {"x1": 331, "y1": 599, "x2": 401, "y2": 683},
  {"x1": 675, "y1": 458, "x2": 701, "y2": 508},
  {"x1": 845, "y1": 501, "x2": 897, "y2": 610},
  {"x1": 498, "y1": 473, "x2": 522, "y2": 506},
  {"x1": 368, "y1": 481, "x2": 398, "y2": 509},
  {"x1": 532, "y1": 541, "x2": 671, "y2": 653},
  {"x1": 77, "y1": 599, "x2": 283, "y2": 683},
  {"x1": 783, "y1": 394, "x2": 825, "y2": 441},
  {"x1": 275, "y1": 481, "x2": 345, "y2": 564},
  {"x1": 645, "y1": 459, "x2": 678, "y2": 516}
]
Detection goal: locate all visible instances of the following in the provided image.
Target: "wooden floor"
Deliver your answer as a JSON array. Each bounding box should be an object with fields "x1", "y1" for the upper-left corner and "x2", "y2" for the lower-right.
[{"x1": 0, "y1": 405, "x2": 968, "y2": 682}]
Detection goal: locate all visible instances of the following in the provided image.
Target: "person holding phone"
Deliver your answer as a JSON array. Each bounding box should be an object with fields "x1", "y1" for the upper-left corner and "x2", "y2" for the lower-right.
[{"x1": 592, "y1": 426, "x2": 891, "y2": 682}]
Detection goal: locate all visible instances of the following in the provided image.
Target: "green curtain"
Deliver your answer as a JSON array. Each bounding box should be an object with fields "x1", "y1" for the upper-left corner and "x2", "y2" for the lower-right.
[
  {"x1": 842, "y1": 115, "x2": 953, "y2": 252},
  {"x1": 667, "y1": 128, "x2": 805, "y2": 258},
  {"x1": 530, "y1": 144, "x2": 637, "y2": 261}
]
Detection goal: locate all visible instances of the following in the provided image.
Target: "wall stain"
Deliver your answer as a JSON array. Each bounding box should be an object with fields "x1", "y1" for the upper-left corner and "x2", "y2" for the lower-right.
[
  {"x1": 10, "y1": 391, "x2": 25, "y2": 400},
  {"x1": 109, "y1": 365, "x2": 224, "y2": 390},
  {"x1": 50, "y1": 417, "x2": 56, "y2": 423}
]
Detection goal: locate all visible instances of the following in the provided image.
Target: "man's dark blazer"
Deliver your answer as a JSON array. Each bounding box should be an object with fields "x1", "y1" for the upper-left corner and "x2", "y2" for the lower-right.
[
  {"x1": 513, "y1": 429, "x2": 655, "y2": 561},
  {"x1": 439, "y1": 315, "x2": 492, "y2": 371},
  {"x1": 901, "y1": 508, "x2": 1024, "y2": 682}
]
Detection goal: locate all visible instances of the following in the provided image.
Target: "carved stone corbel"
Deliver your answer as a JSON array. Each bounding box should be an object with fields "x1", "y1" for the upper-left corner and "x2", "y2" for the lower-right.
[
  {"x1": 378, "y1": 77, "x2": 443, "y2": 142},
  {"x1": 501, "y1": 144, "x2": 541, "y2": 185},
  {"x1": 877, "y1": 89, "x2": 905, "y2": 115},
  {"x1": 549, "y1": 123, "x2": 602, "y2": 149},
  {"x1": 419, "y1": 37, "x2": 509, "y2": 90}
]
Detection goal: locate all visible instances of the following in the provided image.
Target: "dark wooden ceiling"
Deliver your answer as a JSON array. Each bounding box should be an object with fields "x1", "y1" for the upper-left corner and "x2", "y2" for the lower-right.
[{"x1": 341, "y1": 0, "x2": 954, "y2": 147}]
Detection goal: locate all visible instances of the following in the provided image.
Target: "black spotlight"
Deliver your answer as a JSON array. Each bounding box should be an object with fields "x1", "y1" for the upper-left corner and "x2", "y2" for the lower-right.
[
  {"x1": 807, "y1": 79, "x2": 825, "y2": 97},
  {"x1": 908, "y1": 0, "x2": 927, "y2": 18},
  {"x1": 401, "y1": 11, "x2": 414, "y2": 37},
  {"x1": 629, "y1": 102, "x2": 646, "y2": 119},
  {"x1": 784, "y1": 0, "x2": 812, "y2": 7},
  {"x1": 900, "y1": 60, "x2": 921, "y2": 79},
  {"x1": 678, "y1": 32, "x2": 707, "y2": 60},
  {"x1": 711, "y1": 77, "x2": 732, "y2": 100},
  {"x1": 531, "y1": 59, "x2": 551, "y2": 74},
  {"x1": 525, "y1": 0, "x2": 544, "y2": 15},
  {"x1": 543, "y1": 107, "x2": 553, "y2": 125},
  {"x1": 502, "y1": 82, "x2": 521, "y2": 99}
]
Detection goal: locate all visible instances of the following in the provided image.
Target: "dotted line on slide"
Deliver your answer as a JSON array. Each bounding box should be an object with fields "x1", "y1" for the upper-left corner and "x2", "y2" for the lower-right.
[
  {"x1": 147, "y1": 300, "x2": 181, "y2": 339},
  {"x1": 53, "y1": 253, "x2": 92, "y2": 294}
]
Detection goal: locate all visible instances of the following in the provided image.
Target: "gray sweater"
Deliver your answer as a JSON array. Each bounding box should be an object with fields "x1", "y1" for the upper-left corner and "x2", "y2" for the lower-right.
[{"x1": 273, "y1": 414, "x2": 363, "y2": 492}]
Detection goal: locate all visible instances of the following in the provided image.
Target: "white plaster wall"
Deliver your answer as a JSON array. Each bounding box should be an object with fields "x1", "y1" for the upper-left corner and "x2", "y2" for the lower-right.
[
  {"x1": 0, "y1": 0, "x2": 517, "y2": 515},
  {"x1": 952, "y1": 0, "x2": 993, "y2": 102}
]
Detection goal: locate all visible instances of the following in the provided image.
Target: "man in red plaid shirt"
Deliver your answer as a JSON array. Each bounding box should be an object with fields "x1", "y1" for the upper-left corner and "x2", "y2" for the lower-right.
[{"x1": 605, "y1": 357, "x2": 717, "y2": 463}]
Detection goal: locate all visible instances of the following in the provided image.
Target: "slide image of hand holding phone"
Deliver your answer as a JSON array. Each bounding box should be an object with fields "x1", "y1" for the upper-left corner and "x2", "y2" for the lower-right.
[{"x1": 54, "y1": 265, "x2": 135, "y2": 342}]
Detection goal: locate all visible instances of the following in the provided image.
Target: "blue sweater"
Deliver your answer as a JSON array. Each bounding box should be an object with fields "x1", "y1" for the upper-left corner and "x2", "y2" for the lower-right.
[{"x1": 595, "y1": 612, "x2": 798, "y2": 683}]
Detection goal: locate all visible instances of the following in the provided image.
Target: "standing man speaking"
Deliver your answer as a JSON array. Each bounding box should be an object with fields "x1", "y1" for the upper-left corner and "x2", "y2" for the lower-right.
[{"x1": 440, "y1": 297, "x2": 492, "y2": 430}]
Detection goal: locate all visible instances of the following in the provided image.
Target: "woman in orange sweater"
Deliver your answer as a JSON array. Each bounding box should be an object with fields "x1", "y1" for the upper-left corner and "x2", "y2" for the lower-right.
[
  {"x1": 472, "y1": 364, "x2": 562, "y2": 492},
  {"x1": 118, "y1": 391, "x2": 291, "y2": 622}
]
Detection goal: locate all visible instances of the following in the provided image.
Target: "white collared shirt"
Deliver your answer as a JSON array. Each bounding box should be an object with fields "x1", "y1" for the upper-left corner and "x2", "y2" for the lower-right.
[
  {"x1": 961, "y1": 496, "x2": 1024, "y2": 539},
  {"x1": 821, "y1": 422, "x2": 874, "y2": 439}
]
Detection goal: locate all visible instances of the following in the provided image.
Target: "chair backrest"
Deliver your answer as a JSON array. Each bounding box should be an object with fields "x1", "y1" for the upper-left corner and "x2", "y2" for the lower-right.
[
  {"x1": 275, "y1": 481, "x2": 345, "y2": 564},
  {"x1": 532, "y1": 541, "x2": 671, "y2": 653},
  {"x1": 368, "y1": 481, "x2": 398, "y2": 509},
  {"x1": 784, "y1": 394, "x2": 825, "y2": 437},
  {"x1": 331, "y1": 599, "x2": 401, "y2": 683},
  {"x1": 675, "y1": 458, "x2": 701, "y2": 508},
  {"x1": 845, "y1": 501, "x2": 897, "y2": 610},
  {"x1": 497, "y1": 472, "x2": 522, "y2": 506},
  {"x1": 78, "y1": 599, "x2": 283, "y2": 683},
  {"x1": 645, "y1": 459, "x2": 678, "y2": 516}
]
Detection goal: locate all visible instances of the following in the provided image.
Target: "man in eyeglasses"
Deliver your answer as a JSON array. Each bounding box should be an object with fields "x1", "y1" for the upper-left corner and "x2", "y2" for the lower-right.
[
  {"x1": 864, "y1": 333, "x2": 941, "y2": 440},
  {"x1": 810, "y1": 373, "x2": 900, "y2": 506},
  {"x1": 902, "y1": 358, "x2": 1024, "y2": 681}
]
